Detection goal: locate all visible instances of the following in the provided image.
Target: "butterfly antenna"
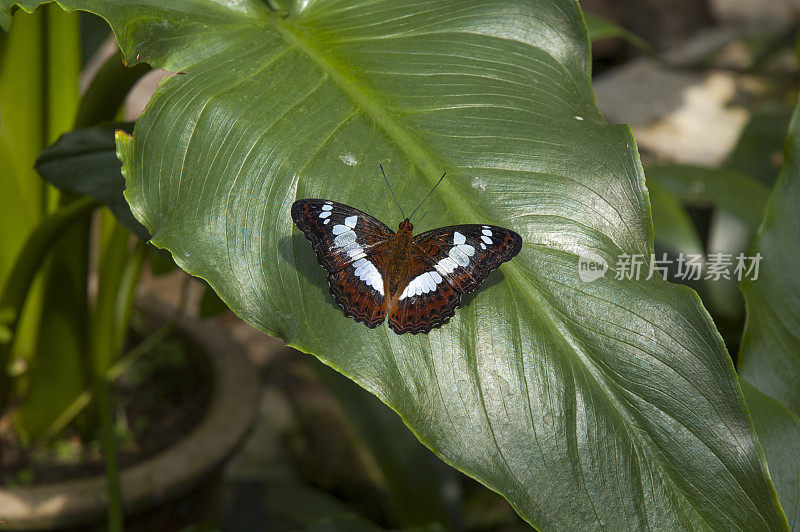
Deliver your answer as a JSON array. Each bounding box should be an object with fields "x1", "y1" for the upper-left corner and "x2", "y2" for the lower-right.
[
  {"x1": 409, "y1": 171, "x2": 446, "y2": 221},
  {"x1": 380, "y1": 164, "x2": 406, "y2": 219}
]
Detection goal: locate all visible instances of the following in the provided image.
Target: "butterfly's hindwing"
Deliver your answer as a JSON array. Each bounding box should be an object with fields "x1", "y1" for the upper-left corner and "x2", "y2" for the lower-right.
[
  {"x1": 387, "y1": 257, "x2": 462, "y2": 334},
  {"x1": 291, "y1": 199, "x2": 394, "y2": 327},
  {"x1": 386, "y1": 225, "x2": 522, "y2": 334},
  {"x1": 327, "y1": 245, "x2": 391, "y2": 328}
]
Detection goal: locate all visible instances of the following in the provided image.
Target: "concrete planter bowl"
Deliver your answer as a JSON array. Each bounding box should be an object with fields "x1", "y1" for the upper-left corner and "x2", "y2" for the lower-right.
[{"x1": 0, "y1": 308, "x2": 260, "y2": 529}]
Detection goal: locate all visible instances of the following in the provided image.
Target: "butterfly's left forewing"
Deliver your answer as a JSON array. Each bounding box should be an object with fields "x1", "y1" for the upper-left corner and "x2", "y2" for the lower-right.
[
  {"x1": 291, "y1": 199, "x2": 394, "y2": 272},
  {"x1": 291, "y1": 199, "x2": 395, "y2": 328},
  {"x1": 387, "y1": 224, "x2": 522, "y2": 334}
]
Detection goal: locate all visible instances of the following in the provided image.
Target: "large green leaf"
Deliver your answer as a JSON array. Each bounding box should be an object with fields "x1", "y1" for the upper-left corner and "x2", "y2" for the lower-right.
[
  {"x1": 5, "y1": 0, "x2": 788, "y2": 528},
  {"x1": 739, "y1": 102, "x2": 800, "y2": 417}
]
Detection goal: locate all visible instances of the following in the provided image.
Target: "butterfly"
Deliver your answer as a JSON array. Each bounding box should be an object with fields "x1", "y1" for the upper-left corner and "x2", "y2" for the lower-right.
[{"x1": 291, "y1": 169, "x2": 522, "y2": 334}]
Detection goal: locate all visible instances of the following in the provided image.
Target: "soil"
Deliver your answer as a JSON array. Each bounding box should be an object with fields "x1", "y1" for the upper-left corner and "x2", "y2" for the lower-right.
[{"x1": 0, "y1": 330, "x2": 212, "y2": 487}]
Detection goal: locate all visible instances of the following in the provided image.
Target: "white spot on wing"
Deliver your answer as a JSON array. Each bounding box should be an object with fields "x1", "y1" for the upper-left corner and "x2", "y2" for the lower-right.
[
  {"x1": 345, "y1": 216, "x2": 358, "y2": 228},
  {"x1": 481, "y1": 235, "x2": 492, "y2": 244},
  {"x1": 454, "y1": 231, "x2": 466, "y2": 245},
  {"x1": 353, "y1": 259, "x2": 383, "y2": 295},
  {"x1": 436, "y1": 257, "x2": 459, "y2": 274},
  {"x1": 399, "y1": 270, "x2": 444, "y2": 300},
  {"x1": 482, "y1": 228, "x2": 492, "y2": 236},
  {"x1": 322, "y1": 204, "x2": 333, "y2": 211},
  {"x1": 334, "y1": 229, "x2": 356, "y2": 247},
  {"x1": 332, "y1": 224, "x2": 349, "y2": 235},
  {"x1": 414, "y1": 282, "x2": 423, "y2": 296},
  {"x1": 324, "y1": 219, "x2": 330, "y2": 224},
  {"x1": 450, "y1": 246, "x2": 470, "y2": 266},
  {"x1": 319, "y1": 211, "x2": 331, "y2": 219},
  {"x1": 480, "y1": 243, "x2": 486, "y2": 250}
]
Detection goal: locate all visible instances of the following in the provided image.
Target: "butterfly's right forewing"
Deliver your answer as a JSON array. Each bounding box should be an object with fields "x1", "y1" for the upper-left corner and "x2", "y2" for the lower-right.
[{"x1": 291, "y1": 199, "x2": 395, "y2": 327}]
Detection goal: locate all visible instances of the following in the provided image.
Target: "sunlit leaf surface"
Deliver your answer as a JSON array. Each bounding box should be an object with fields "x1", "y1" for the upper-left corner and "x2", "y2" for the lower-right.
[{"x1": 3, "y1": 0, "x2": 787, "y2": 528}]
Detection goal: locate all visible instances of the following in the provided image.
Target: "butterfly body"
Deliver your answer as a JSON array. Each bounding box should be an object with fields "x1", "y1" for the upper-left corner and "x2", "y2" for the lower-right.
[{"x1": 291, "y1": 199, "x2": 522, "y2": 334}]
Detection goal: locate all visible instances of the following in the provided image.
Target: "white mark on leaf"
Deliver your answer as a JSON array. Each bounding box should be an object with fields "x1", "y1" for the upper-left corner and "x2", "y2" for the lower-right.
[{"x1": 339, "y1": 153, "x2": 358, "y2": 166}]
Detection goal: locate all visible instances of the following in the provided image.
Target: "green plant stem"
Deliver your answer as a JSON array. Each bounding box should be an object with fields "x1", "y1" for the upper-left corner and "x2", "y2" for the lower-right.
[
  {"x1": 41, "y1": 267, "x2": 189, "y2": 439},
  {"x1": 112, "y1": 240, "x2": 147, "y2": 356},
  {"x1": 0, "y1": 196, "x2": 97, "y2": 406},
  {"x1": 93, "y1": 375, "x2": 123, "y2": 532},
  {"x1": 106, "y1": 311, "x2": 176, "y2": 382},
  {"x1": 42, "y1": 308, "x2": 175, "y2": 441},
  {"x1": 92, "y1": 218, "x2": 132, "y2": 373}
]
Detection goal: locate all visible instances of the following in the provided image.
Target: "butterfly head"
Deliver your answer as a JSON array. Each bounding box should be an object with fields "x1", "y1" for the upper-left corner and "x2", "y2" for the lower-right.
[{"x1": 398, "y1": 219, "x2": 413, "y2": 234}]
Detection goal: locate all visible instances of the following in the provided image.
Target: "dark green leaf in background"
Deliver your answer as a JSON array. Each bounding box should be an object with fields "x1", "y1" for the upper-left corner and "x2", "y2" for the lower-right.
[
  {"x1": 314, "y1": 361, "x2": 454, "y2": 528},
  {"x1": 728, "y1": 104, "x2": 794, "y2": 186},
  {"x1": 646, "y1": 164, "x2": 771, "y2": 231},
  {"x1": 646, "y1": 179, "x2": 704, "y2": 256},
  {"x1": 35, "y1": 122, "x2": 150, "y2": 241},
  {"x1": 3, "y1": 0, "x2": 789, "y2": 528},
  {"x1": 583, "y1": 13, "x2": 653, "y2": 54},
  {"x1": 738, "y1": 100, "x2": 800, "y2": 531},
  {"x1": 742, "y1": 382, "x2": 800, "y2": 531},
  {"x1": 739, "y1": 103, "x2": 800, "y2": 416}
]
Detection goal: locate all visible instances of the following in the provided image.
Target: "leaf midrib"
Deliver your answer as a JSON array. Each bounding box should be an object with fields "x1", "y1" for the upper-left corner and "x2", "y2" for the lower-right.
[{"x1": 264, "y1": 13, "x2": 471, "y2": 218}]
